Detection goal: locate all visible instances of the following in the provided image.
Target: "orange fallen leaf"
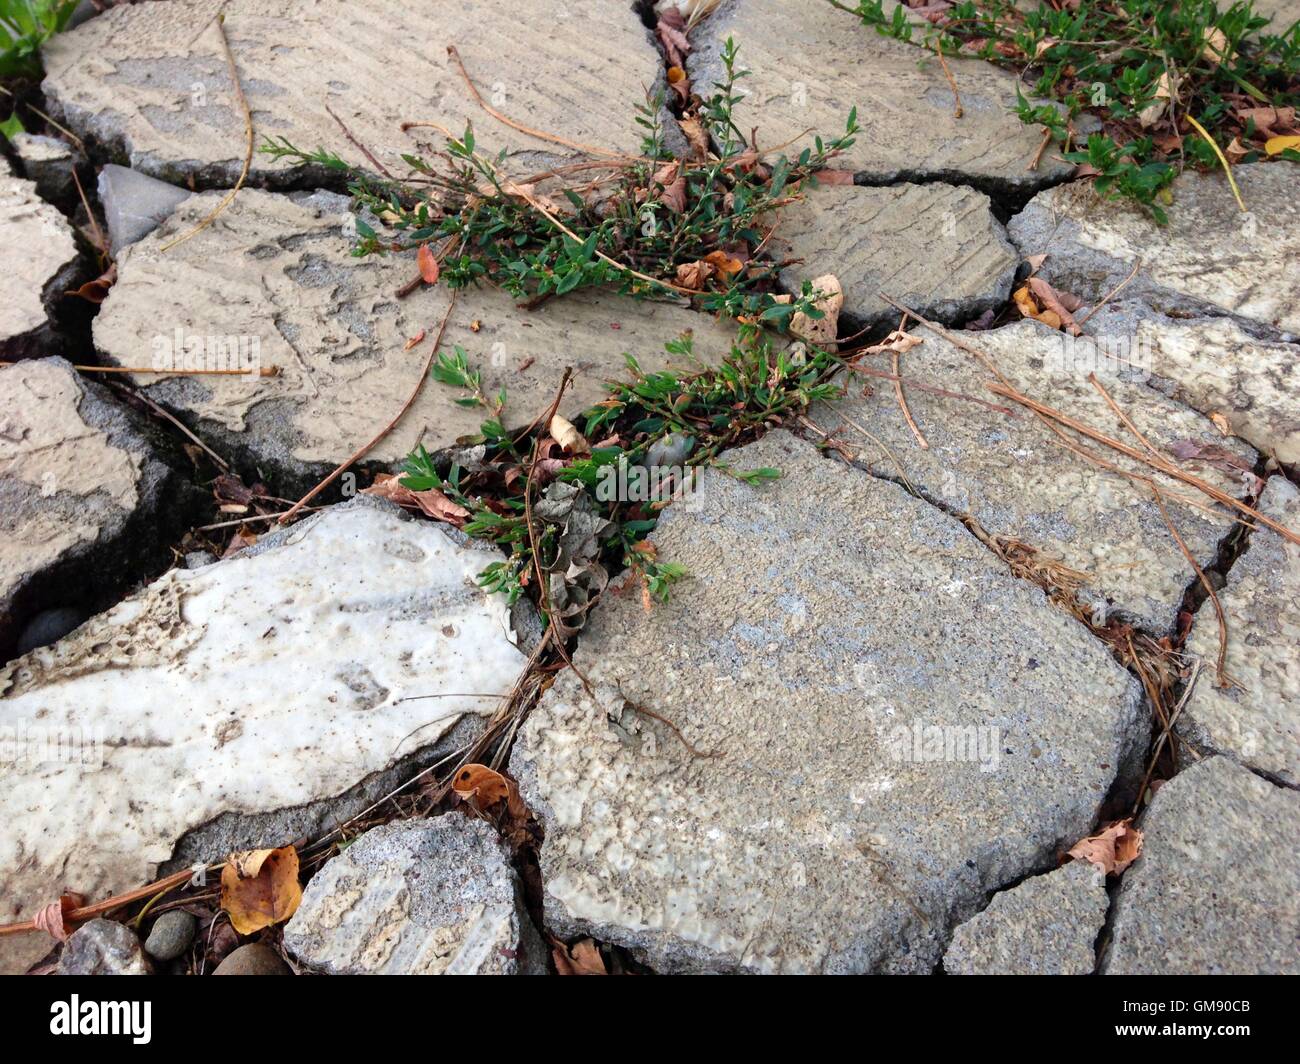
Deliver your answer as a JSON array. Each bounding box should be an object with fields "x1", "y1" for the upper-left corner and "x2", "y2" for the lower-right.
[
  {"x1": 34, "y1": 892, "x2": 86, "y2": 941},
  {"x1": 702, "y1": 249, "x2": 744, "y2": 279},
  {"x1": 219, "y1": 846, "x2": 302, "y2": 935},
  {"x1": 1067, "y1": 818, "x2": 1143, "y2": 875},
  {"x1": 417, "y1": 243, "x2": 440, "y2": 285},
  {"x1": 68, "y1": 264, "x2": 117, "y2": 304},
  {"x1": 363, "y1": 472, "x2": 470, "y2": 527},
  {"x1": 452, "y1": 764, "x2": 529, "y2": 829},
  {"x1": 552, "y1": 937, "x2": 608, "y2": 976}
]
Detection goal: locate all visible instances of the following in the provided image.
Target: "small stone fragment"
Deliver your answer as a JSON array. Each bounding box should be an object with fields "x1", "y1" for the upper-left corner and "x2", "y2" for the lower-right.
[
  {"x1": 11, "y1": 133, "x2": 79, "y2": 207},
  {"x1": 144, "y1": 910, "x2": 197, "y2": 962},
  {"x1": 96, "y1": 164, "x2": 192, "y2": 255},
  {"x1": 212, "y1": 943, "x2": 290, "y2": 975},
  {"x1": 944, "y1": 860, "x2": 1107, "y2": 975},
  {"x1": 57, "y1": 918, "x2": 149, "y2": 975},
  {"x1": 284, "y1": 817, "x2": 535, "y2": 974}
]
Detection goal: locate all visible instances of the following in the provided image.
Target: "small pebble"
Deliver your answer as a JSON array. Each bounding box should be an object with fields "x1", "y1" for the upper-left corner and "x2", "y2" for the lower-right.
[
  {"x1": 144, "y1": 910, "x2": 196, "y2": 961},
  {"x1": 213, "y1": 943, "x2": 290, "y2": 975}
]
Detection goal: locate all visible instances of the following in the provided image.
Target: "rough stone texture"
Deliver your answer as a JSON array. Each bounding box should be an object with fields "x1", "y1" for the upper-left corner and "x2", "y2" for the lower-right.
[
  {"x1": 1178, "y1": 477, "x2": 1300, "y2": 786},
  {"x1": 0, "y1": 170, "x2": 81, "y2": 359},
  {"x1": 812, "y1": 319, "x2": 1254, "y2": 632},
  {"x1": 1081, "y1": 302, "x2": 1300, "y2": 467},
  {"x1": 1252, "y1": 0, "x2": 1300, "y2": 29},
  {"x1": 97, "y1": 163, "x2": 192, "y2": 255},
  {"x1": 41, "y1": 0, "x2": 681, "y2": 187},
  {"x1": 687, "y1": 0, "x2": 1070, "y2": 192},
  {"x1": 770, "y1": 183, "x2": 1017, "y2": 330},
  {"x1": 944, "y1": 859, "x2": 1106, "y2": 974},
  {"x1": 213, "y1": 942, "x2": 290, "y2": 975},
  {"x1": 0, "y1": 498, "x2": 524, "y2": 974},
  {"x1": 1105, "y1": 756, "x2": 1300, "y2": 974},
  {"x1": 512, "y1": 431, "x2": 1143, "y2": 974},
  {"x1": 93, "y1": 188, "x2": 735, "y2": 490},
  {"x1": 57, "y1": 919, "x2": 149, "y2": 975},
  {"x1": 1009, "y1": 164, "x2": 1300, "y2": 336},
  {"x1": 285, "y1": 816, "x2": 534, "y2": 974},
  {"x1": 0, "y1": 357, "x2": 197, "y2": 661},
  {"x1": 11, "y1": 133, "x2": 79, "y2": 207},
  {"x1": 144, "y1": 909, "x2": 197, "y2": 962}
]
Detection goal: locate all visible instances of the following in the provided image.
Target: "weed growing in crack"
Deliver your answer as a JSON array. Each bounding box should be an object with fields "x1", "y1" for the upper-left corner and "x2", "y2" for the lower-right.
[{"x1": 837, "y1": 0, "x2": 1300, "y2": 220}]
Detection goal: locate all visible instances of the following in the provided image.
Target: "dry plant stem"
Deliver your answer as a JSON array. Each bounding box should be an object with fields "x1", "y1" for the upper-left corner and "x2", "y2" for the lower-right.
[
  {"x1": 43, "y1": 363, "x2": 277, "y2": 377},
  {"x1": 278, "y1": 292, "x2": 458, "y2": 524},
  {"x1": 1185, "y1": 113, "x2": 1247, "y2": 212},
  {"x1": 447, "y1": 44, "x2": 622, "y2": 158},
  {"x1": 1076, "y1": 258, "x2": 1142, "y2": 328},
  {"x1": 847, "y1": 363, "x2": 1018, "y2": 415},
  {"x1": 879, "y1": 294, "x2": 1300, "y2": 547},
  {"x1": 1087, "y1": 373, "x2": 1236, "y2": 687},
  {"x1": 1133, "y1": 660, "x2": 1200, "y2": 815},
  {"x1": 70, "y1": 168, "x2": 106, "y2": 258},
  {"x1": 936, "y1": 48, "x2": 963, "y2": 118},
  {"x1": 104, "y1": 380, "x2": 230, "y2": 471},
  {"x1": 889, "y1": 311, "x2": 929, "y2": 449},
  {"x1": 620, "y1": 692, "x2": 721, "y2": 759},
  {"x1": 1027, "y1": 126, "x2": 1053, "y2": 171},
  {"x1": 161, "y1": 15, "x2": 253, "y2": 252},
  {"x1": 326, "y1": 102, "x2": 396, "y2": 179},
  {"x1": 0, "y1": 867, "x2": 206, "y2": 937}
]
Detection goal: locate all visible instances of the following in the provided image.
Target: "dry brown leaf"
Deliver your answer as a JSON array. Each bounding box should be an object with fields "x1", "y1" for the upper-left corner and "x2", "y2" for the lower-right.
[
  {"x1": 1201, "y1": 27, "x2": 1232, "y2": 67},
  {"x1": 863, "y1": 329, "x2": 923, "y2": 355},
  {"x1": 1236, "y1": 105, "x2": 1295, "y2": 136},
  {"x1": 363, "y1": 472, "x2": 470, "y2": 527},
  {"x1": 403, "y1": 328, "x2": 426, "y2": 351},
  {"x1": 553, "y1": 937, "x2": 608, "y2": 976},
  {"x1": 219, "y1": 846, "x2": 302, "y2": 934},
  {"x1": 417, "y1": 243, "x2": 440, "y2": 285},
  {"x1": 702, "y1": 249, "x2": 744, "y2": 279},
  {"x1": 1210, "y1": 412, "x2": 1232, "y2": 436},
  {"x1": 652, "y1": 161, "x2": 687, "y2": 214},
  {"x1": 791, "y1": 273, "x2": 843, "y2": 348},
  {"x1": 679, "y1": 115, "x2": 711, "y2": 161},
  {"x1": 34, "y1": 892, "x2": 86, "y2": 942},
  {"x1": 1067, "y1": 818, "x2": 1143, "y2": 875},
  {"x1": 1027, "y1": 277, "x2": 1083, "y2": 335},
  {"x1": 549, "y1": 413, "x2": 591, "y2": 456},
  {"x1": 675, "y1": 259, "x2": 715, "y2": 290},
  {"x1": 68, "y1": 264, "x2": 117, "y2": 304}
]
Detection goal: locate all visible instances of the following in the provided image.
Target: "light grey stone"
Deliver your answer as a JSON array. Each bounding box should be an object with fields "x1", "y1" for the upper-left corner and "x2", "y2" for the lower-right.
[
  {"x1": 285, "y1": 817, "x2": 535, "y2": 974},
  {"x1": 96, "y1": 164, "x2": 192, "y2": 255},
  {"x1": 143, "y1": 910, "x2": 196, "y2": 962},
  {"x1": 0, "y1": 357, "x2": 197, "y2": 661},
  {"x1": 42, "y1": 0, "x2": 681, "y2": 188},
  {"x1": 686, "y1": 0, "x2": 1070, "y2": 192},
  {"x1": 0, "y1": 499, "x2": 525, "y2": 974},
  {"x1": 944, "y1": 860, "x2": 1107, "y2": 974},
  {"x1": 1009, "y1": 164, "x2": 1300, "y2": 335},
  {"x1": 812, "y1": 319, "x2": 1254, "y2": 632},
  {"x1": 57, "y1": 918, "x2": 149, "y2": 975},
  {"x1": 512, "y1": 430, "x2": 1143, "y2": 973},
  {"x1": 1104, "y1": 757, "x2": 1300, "y2": 974},
  {"x1": 11, "y1": 133, "x2": 78, "y2": 206},
  {"x1": 0, "y1": 170, "x2": 82, "y2": 359},
  {"x1": 1178, "y1": 478, "x2": 1300, "y2": 786},
  {"x1": 770, "y1": 183, "x2": 1017, "y2": 329},
  {"x1": 213, "y1": 943, "x2": 290, "y2": 975},
  {"x1": 93, "y1": 187, "x2": 736, "y2": 490}
]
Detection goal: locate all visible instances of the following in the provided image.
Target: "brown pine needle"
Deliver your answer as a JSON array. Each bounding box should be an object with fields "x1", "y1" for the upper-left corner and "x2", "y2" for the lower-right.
[
  {"x1": 160, "y1": 15, "x2": 253, "y2": 252},
  {"x1": 935, "y1": 48, "x2": 963, "y2": 119}
]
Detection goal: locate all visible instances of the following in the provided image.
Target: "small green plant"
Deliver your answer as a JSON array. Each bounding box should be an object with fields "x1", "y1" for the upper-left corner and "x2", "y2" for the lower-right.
[
  {"x1": 837, "y1": 0, "x2": 1300, "y2": 220},
  {"x1": 0, "y1": 0, "x2": 78, "y2": 80}
]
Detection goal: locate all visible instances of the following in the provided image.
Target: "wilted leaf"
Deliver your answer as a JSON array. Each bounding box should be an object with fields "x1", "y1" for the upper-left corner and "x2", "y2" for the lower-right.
[
  {"x1": 34, "y1": 892, "x2": 86, "y2": 942},
  {"x1": 1235, "y1": 105, "x2": 1295, "y2": 135},
  {"x1": 552, "y1": 937, "x2": 608, "y2": 976},
  {"x1": 68, "y1": 264, "x2": 117, "y2": 304},
  {"x1": 702, "y1": 249, "x2": 744, "y2": 279},
  {"x1": 1201, "y1": 27, "x2": 1231, "y2": 67},
  {"x1": 363, "y1": 472, "x2": 470, "y2": 527},
  {"x1": 1265, "y1": 135, "x2": 1300, "y2": 156},
  {"x1": 417, "y1": 243, "x2": 440, "y2": 285},
  {"x1": 1027, "y1": 277, "x2": 1083, "y2": 336},
  {"x1": 1169, "y1": 438, "x2": 1263, "y2": 491},
  {"x1": 219, "y1": 846, "x2": 302, "y2": 934},
  {"x1": 549, "y1": 413, "x2": 591, "y2": 455},
  {"x1": 652, "y1": 161, "x2": 687, "y2": 214},
  {"x1": 863, "y1": 329, "x2": 923, "y2": 355},
  {"x1": 791, "y1": 273, "x2": 843, "y2": 348},
  {"x1": 679, "y1": 116, "x2": 710, "y2": 160},
  {"x1": 675, "y1": 259, "x2": 715, "y2": 290},
  {"x1": 1067, "y1": 818, "x2": 1143, "y2": 875}
]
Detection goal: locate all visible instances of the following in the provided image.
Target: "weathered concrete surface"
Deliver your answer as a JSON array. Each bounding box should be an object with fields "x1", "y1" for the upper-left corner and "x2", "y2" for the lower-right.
[
  {"x1": 944, "y1": 859, "x2": 1106, "y2": 974},
  {"x1": 512, "y1": 431, "x2": 1143, "y2": 973},
  {"x1": 1010, "y1": 164, "x2": 1300, "y2": 335},
  {"x1": 0, "y1": 170, "x2": 81, "y2": 359},
  {"x1": 687, "y1": 0, "x2": 1070, "y2": 192},
  {"x1": 0, "y1": 358, "x2": 196, "y2": 661},
  {"x1": 770, "y1": 183, "x2": 1017, "y2": 330},
  {"x1": 1105, "y1": 757, "x2": 1300, "y2": 974},
  {"x1": 812, "y1": 319, "x2": 1254, "y2": 632},
  {"x1": 0, "y1": 498, "x2": 524, "y2": 974},
  {"x1": 11, "y1": 133, "x2": 79, "y2": 207},
  {"x1": 41, "y1": 0, "x2": 680, "y2": 187},
  {"x1": 93, "y1": 188, "x2": 735, "y2": 490},
  {"x1": 1178, "y1": 477, "x2": 1300, "y2": 786},
  {"x1": 1082, "y1": 303, "x2": 1299, "y2": 467},
  {"x1": 97, "y1": 163, "x2": 192, "y2": 255},
  {"x1": 285, "y1": 817, "x2": 537, "y2": 974}
]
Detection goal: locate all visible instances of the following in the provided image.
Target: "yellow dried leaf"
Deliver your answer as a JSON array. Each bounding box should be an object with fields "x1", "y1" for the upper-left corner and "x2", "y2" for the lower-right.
[
  {"x1": 549, "y1": 414, "x2": 591, "y2": 456},
  {"x1": 1265, "y1": 135, "x2": 1300, "y2": 156},
  {"x1": 219, "y1": 845, "x2": 302, "y2": 935}
]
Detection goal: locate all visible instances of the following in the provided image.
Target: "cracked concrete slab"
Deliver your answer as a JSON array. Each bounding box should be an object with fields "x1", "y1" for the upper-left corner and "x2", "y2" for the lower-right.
[
  {"x1": 0, "y1": 169, "x2": 82, "y2": 360},
  {"x1": 686, "y1": 0, "x2": 1070, "y2": 192},
  {"x1": 944, "y1": 859, "x2": 1107, "y2": 974},
  {"x1": 1178, "y1": 477, "x2": 1300, "y2": 787},
  {"x1": 92, "y1": 187, "x2": 735, "y2": 490},
  {"x1": 770, "y1": 183, "x2": 1017, "y2": 330},
  {"x1": 511, "y1": 430, "x2": 1143, "y2": 973},
  {"x1": 1009, "y1": 164, "x2": 1300, "y2": 336},
  {"x1": 284, "y1": 816, "x2": 540, "y2": 974},
  {"x1": 0, "y1": 358, "x2": 197, "y2": 661},
  {"x1": 41, "y1": 0, "x2": 680, "y2": 188},
  {"x1": 0, "y1": 498, "x2": 524, "y2": 974},
  {"x1": 812, "y1": 319, "x2": 1255, "y2": 632},
  {"x1": 1104, "y1": 756, "x2": 1300, "y2": 974}
]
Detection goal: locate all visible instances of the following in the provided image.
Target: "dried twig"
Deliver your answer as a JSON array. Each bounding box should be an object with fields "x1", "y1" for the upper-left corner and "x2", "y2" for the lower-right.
[
  {"x1": 1077, "y1": 258, "x2": 1143, "y2": 328},
  {"x1": 278, "y1": 293, "x2": 458, "y2": 524},
  {"x1": 1185, "y1": 113, "x2": 1246, "y2": 213}
]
